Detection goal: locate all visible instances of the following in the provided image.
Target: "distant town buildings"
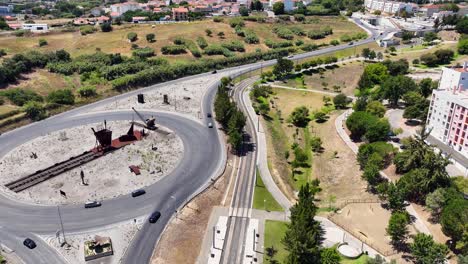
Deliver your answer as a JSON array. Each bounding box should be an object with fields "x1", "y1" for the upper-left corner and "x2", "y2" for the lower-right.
[
  {"x1": 110, "y1": 1, "x2": 142, "y2": 17},
  {"x1": 427, "y1": 64, "x2": 468, "y2": 159},
  {"x1": 364, "y1": 0, "x2": 418, "y2": 14},
  {"x1": 0, "y1": 5, "x2": 14, "y2": 16}
]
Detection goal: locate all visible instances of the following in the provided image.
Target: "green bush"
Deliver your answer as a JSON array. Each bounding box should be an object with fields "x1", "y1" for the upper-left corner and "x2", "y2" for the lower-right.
[
  {"x1": 47, "y1": 89, "x2": 75, "y2": 105},
  {"x1": 244, "y1": 30, "x2": 259, "y2": 44},
  {"x1": 161, "y1": 45, "x2": 187, "y2": 55},
  {"x1": 132, "y1": 47, "x2": 155, "y2": 58},
  {"x1": 38, "y1": 38, "x2": 48, "y2": 47},
  {"x1": 204, "y1": 45, "x2": 233, "y2": 57},
  {"x1": 213, "y1": 17, "x2": 223, "y2": 22},
  {"x1": 265, "y1": 39, "x2": 293, "y2": 49},
  {"x1": 0, "y1": 89, "x2": 43, "y2": 106},
  {"x1": 221, "y1": 40, "x2": 245, "y2": 52},
  {"x1": 23, "y1": 101, "x2": 46, "y2": 121},
  {"x1": 273, "y1": 27, "x2": 295, "y2": 40},
  {"x1": 229, "y1": 17, "x2": 245, "y2": 28},
  {"x1": 77, "y1": 85, "x2": 97, "y2": 97},
  {"x1": 80, "y1": 25, "x2": 96, "y2": 35},
  {"x1": 127, "y1": 32, "x2": 138, "y2": 42},
  {"x1": 301, "y1": 43, "x2": 319, "y2": 51},
  {"x1": 146, "y1": 33, "x2": 155, "y2": 42},
  {"x1": 196, "y1": 36, "x2": 208, "y2": 49}
]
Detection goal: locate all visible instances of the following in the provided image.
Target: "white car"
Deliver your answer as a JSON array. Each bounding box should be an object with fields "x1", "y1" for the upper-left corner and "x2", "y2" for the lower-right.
[{"x1": 208, "y1": 122, "x2": 213, "y2": 128}]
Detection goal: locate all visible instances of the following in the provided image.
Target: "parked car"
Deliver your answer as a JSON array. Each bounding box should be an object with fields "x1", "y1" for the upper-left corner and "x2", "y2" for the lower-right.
[
  {"x1": 84, "y1": 201, "x2": 101, "y2": 209},
  {"x1": 23, "y1": 238, "x2": 36, "y2": 249},
  {"x1": 149, "y1": 211, "x2": 161, "y2": 223},
  {"x1": 131, "y1": 189, "x2": 146, "y2": 197}
]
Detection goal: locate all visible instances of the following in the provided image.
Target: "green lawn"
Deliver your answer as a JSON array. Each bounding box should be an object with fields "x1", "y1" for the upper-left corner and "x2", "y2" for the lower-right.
[
  {"x1": 341, "y1": 254, "x2": 369, "y2": 264},
  {"x1": 263, "y1": 220, "x2": 289, "y2": 263},
  {"x1": 253, "y1": 169, "x2": 284, "y2": 212}
]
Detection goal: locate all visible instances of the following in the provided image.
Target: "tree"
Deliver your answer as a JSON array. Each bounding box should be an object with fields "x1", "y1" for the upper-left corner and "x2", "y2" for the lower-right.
[
  {"x1": 441, "y1": 198, "x2": 468, "y2": 251},
  {"x1": 333, "y1": 93, "x2": 348, "y2": 109},
  {"x1": 380, "y1": 75, "x2": 417, "y2": 107},
  {"x1": 239, "y1": 6, "x2": 249, "y2": 16},
  {"x1": 23, "y1": 101, "x2": 46, "y2": 121},
  {"x1": 457, "y1": 17, "x2": 468, "y2": 34},
  {"x1": 346, "y1": 111, "x2": 377, "y2": 141},
  {"x1": 383, "y1": 59, "x2": 409, "y2": 75},
  {"x1": 146, "y1": 33, "x2": 155, "y2": 42},
  {"x1": 424, "y1": 32, "x2": 438, "y2": 43},
  {"x1": 127, "y1": 32, "x2": 138, "y2": 42},
  {"x1": 205, "y1": 29, "x2": 212, "y2": 37},
  {"x1": 386, "y1": 211, "x2": 410, "y2": 248},
  {"x1": 362, "y1": 162, "x2": 381, "y2": 188},
  {"x1": 419, "y1": 78, "x2": 437, "y2": 98},
  {"x1": 458, "y1": 39, "x2": 468, "y2": 55},
  {"x1": 434, "y1": 49, "x2": 454, "y2": 64},
  {"x1": 320, "y1": 247, "x2": 341, "y2": 264},
  {"x1": 360, "y1": 63, "x2": 388, "y2": 88},
  {"x1": 38, "y1": 38, "x2": 48, "y2": 47},
  {"x1": 425, "y1": 188, "x2": 447, "y2": 221},
  {"x1": 228, "y1": 129, "x2": 243, "y2": 151},
  {"x1": 362, "y1": 48, "x2": 371, "y2": 58},
  {"x1": 387, "y1": 182, "x2": 406, "y2": 211},
  {"x1": 322, "y1": 96, "x2": 331, "y2": 106},
  {"x1": 421, "y1": 53, "x2": 439, "y2": 67},
  {"x1": 290, "y1": 106, "x2": 310, "y2": 127},
  {"x1": 365, "y1": 118, "x2": 391, "y2": 143},
  {"x1": 273, "y1": 2, "x2": 285, "y2": 15},
  {"x1": 366, "y1": 101, "x2": 386, "y2": 118},
  {"x1": 282, "y1": 182, "x2": 324, "y2": 264},
  {"x1": 100, "y1": 22, "x2": 112, "y2": 32},
  {"x1": 273, "y1": 57, "x2": 294, "y2": 79},
  {"x1": 410, "y1": 233, "x2": 448, "y2": 264}
]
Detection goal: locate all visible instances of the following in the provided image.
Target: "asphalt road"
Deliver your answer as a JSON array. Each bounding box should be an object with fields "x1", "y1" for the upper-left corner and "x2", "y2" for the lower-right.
[{"x1": 0, "y1": 17, "x2": 393, "y2": 264}]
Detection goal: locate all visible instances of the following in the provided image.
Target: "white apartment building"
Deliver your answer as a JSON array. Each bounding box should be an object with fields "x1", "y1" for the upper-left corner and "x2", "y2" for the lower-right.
[
  {"x1": 426, "y1": 64, "x2": 468, "y2": 174},
  {"x1": 110, "y1": 2, "x2": 142, "y2": 16},
  {"x1": 365, "y1": 0, "x2": 417, "y2": 14}
]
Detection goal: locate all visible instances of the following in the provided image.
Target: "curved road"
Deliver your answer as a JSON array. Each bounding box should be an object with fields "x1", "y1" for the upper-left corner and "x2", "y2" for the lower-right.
[{"x1": 0, "y1": 18, "x2": 393, "y2": 264}]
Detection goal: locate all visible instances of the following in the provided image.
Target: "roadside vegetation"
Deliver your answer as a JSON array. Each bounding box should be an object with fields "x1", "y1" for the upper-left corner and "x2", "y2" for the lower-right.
[{"x1": 253, "y1": 169, "x2": 283, "y2": 212}]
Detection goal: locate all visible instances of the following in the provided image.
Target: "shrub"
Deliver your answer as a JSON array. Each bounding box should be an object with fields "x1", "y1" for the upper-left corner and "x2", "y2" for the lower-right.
[
  {"x1": 132, "y1": 47, "x2": 155, "y2": 58},
  {"x1": 23, "y1": 101, "x2": 46, "y2": 121},
  {"x1": 80, "y1": 25, "x2": 96, "y2": 35},
  {"x1": 127, "y1": 32, "x2": 138, "y2": 42},
  {"x1": 330, "y1": 39, "x2": 340, "y2": 46},
  {"x1": 265, "y1": 39, "x2": 293, "y2": 48},
  {"x1": 77, "y1": 85, "x2": 97, "y2": 97},
  {"x1": 0, "y1": 49, "x2": 6, "y2": 57},
  {"x1": 273, "y1": 27, "x2": 295, "y2": 40},
  {"x1": 173, "y1": 36, "x2": 186, "y2": 45},
  {"x1": 229, "y1": 18, "x2": 245, "y2": 28},
  {"x1": 204, "y1": 45, "x2": 233, "y2": 57},
  {"x1": 161, "y1": 45, "x2": 186, "y2": 55},
  {"x1": 301, "y1": 43, "x2": 319, "y2": 51},
  {"x1": 0, "y1": 89, "x2": 43, "y2": 106},
  {"x1": 213, "y1": 17, "x2": 223, "y2": 22},
  {"x1": 38, "y1": 38, "x2": 48, "y2": 47},
  {"x1": 196, "y1": 36, "x2": 208, "y2": 49},
  {"x1": 221, "y1": 40, "x2": 245, "y2": 52},
  {"x1": 47, "y1": 89, "x2": 75, "y2": 105},
  {"x1": 333, "y1": 93, "x2": 348, "y2": 109},
  {"x1": 100, "y1": 22, "x2": 112, "y2": 32},
  {"x1": 244, "y1": 30, "x2": 259, "y2": 44},
  {"x1": 146, "y1": 33, "x2": 155, "y2": 42}
]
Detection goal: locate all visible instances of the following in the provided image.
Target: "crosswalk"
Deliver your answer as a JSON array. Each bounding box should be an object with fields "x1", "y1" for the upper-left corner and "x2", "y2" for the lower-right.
[{"x1": 228, "y1": 207, "x2": 253, "y2": 218}]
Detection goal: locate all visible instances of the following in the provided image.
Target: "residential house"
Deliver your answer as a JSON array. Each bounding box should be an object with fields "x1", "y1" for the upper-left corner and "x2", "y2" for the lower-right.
[
  {"x1": 172, "y1": 7, "x2": 189, "y2": 21},
  {"x1": 110, "y1": 2, "x2": 142, "y2": 17},
  {"x1": 22, "y1": 23, "x2": 49, "y2": 32}
]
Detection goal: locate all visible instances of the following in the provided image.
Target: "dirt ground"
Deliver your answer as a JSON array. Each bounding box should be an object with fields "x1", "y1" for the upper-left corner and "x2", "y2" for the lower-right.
[
  {"x1": 150, "y1": 152, "x2": 235, "y2": 264},
  {"x1": 284, "y1": 60, "x2": 366, "y2": 96},
  {"x1": 312, "y1": 112, "x2": 375, "y2": 206},
  {"x1": 0, "y1": 121, "x2": 183, "y2": 205},
  {"x1": 331, "y1": 203, "x2": 417, "y2": 261}
]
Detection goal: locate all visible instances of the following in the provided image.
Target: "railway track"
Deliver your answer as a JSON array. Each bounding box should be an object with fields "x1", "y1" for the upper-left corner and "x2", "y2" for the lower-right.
[{"x1": 5, "y1": 151, "x2": 100, "y2": 193}]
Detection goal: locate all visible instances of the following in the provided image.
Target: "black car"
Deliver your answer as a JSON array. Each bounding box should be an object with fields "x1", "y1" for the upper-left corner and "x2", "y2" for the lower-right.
[
  {"x1": 207, "y1": 113, "x2": 212, "y2": 118},
  {"x1": 149, "y1": 211, "x2": 161, "y2": 223},
  {"x1": 212, "y1": 70, "x2": 217, "y2": 74},
  {"x1": 84, "y1": 201, "x2": 102, "y2": 209},
  {"x1": 23, "y1": 238, "x2": 36, "y2": 249},
  {"x1": 348, "y1": 42, "x2": 354, "y2": 45},
  {"x1": 131, "y1": 189, "x2": 146, "y2": 197}
]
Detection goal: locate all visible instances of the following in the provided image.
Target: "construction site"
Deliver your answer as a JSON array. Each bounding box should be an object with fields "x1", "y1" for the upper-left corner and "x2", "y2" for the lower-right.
[{"x1": 0, "y1": 112, "x2": 183, "y2": 205}]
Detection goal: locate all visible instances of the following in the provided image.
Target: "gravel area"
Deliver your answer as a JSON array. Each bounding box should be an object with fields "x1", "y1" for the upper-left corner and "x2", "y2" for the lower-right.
[
  {"x1": 40, "y1": 217, "x2": 144, "y2": 264},
  {"x1": 93, "y1": 76, "x2": 220, "y2": 119},
  {"x1": 0, "y1": 121, "x2": 183, "y2": 205}
]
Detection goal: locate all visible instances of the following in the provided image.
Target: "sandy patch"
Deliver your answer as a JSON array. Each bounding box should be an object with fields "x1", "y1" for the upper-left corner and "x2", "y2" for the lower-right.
[
  {"x1": 0, "y1": 121, "x2": 183, "y2": 205},
  {"x1": 93, "y1": 75, "x2": 221, "y2": 119}
]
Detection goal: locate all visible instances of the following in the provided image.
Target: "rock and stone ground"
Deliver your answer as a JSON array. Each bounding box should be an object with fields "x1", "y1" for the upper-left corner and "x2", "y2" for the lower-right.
[{"x1": 0, "y1": 121, "x2": 183, "y2": 205}]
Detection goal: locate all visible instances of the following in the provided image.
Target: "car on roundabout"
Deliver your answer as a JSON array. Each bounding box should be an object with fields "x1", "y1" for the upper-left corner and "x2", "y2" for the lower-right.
[
  {"x1": 149, "y1": 211, "x2": 161, "y2": 223},
  {"x1": 23, "y1": 238, "x2": 36, "y2": 249}
]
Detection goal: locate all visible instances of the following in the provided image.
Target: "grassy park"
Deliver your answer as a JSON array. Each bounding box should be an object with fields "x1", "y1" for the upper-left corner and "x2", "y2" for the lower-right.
[{"x1": 263, "y1": 220, "x2": 289, "y2": 263}]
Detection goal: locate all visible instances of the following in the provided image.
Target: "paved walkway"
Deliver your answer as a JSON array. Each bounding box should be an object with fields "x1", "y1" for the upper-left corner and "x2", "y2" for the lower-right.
[{"x1": 335, "y1": 110, "x2": 432, "y2": 235}]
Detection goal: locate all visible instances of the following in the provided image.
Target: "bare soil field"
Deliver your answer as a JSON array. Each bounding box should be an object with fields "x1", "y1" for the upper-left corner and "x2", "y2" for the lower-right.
[{"x1": 0, "y1": 121, "x2": 183, "y2": 205}]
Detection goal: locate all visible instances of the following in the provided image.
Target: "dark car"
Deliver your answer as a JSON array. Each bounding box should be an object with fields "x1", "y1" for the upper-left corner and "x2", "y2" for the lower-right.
[
  {"x1": 149, "y1": 211, "x2": 161, "y2": 223},
  {"x1": 348, "y1": 42, "x2": 354, "y2": 45},
  {"x1": 84, "y1": 201, "x2": 102, "y2": 209},
  {"x1": 23, "y1": 238, "x2": 36, "y2": 249},
  {"x1": 212, "y1": 70, "x2": 217, "y2": 74},
  {"x1": 131, "y1": 189, "x2": 146, "y2": 197},
  {"x1": 207, "y1": 113, "x2": 212, "y2": 118}
]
